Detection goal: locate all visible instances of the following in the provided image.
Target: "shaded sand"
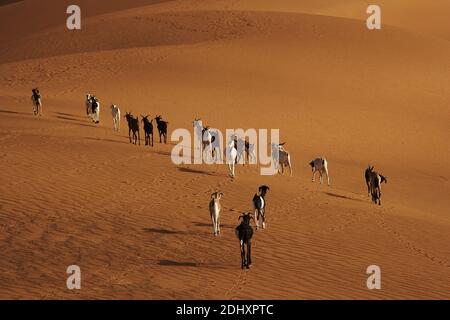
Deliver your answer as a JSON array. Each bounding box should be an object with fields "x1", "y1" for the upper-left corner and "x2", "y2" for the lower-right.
[{"x1": 0, "y1": 0, "x2": 449, "y2": 299}]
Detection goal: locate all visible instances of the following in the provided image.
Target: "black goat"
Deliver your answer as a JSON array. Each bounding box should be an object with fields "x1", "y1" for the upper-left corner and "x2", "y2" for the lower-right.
[
  {"x1": 141, "y1": 115, "x2": 154, "y2": 147},
  {"x1": 155, "y1": 115, "x2": 168, "y2": 144},
  {"x1": 253, "y1": 185, "x2": 270, "y2": 230},
  {"x1": 235, "y1": 212, "x2": 254, "y2": 269},
  {"x1": 124, "y1": 112, "x2": 140, "y2": 145},
  {"x1": 365, "y1": 165, "x2": 374, "y2": 196}
]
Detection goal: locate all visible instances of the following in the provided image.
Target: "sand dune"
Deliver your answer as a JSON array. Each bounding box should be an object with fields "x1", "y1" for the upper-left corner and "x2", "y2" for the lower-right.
[{"x1": 0, "y1": 0, "x2": 449, "y2": 299}]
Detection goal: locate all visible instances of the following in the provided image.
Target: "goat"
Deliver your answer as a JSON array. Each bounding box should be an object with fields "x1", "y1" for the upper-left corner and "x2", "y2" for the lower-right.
[
  {"x1": 253, "y1": 185, "x2": 270, "y2": 230},
  {"x1": 193, "y1": 119, "x2": 216, "y2": 160},
  {"x1": 85, "y1": 93, "x2": 93, "y2": 116},
  {"x1": 31, "y1": 88, "x2": 42, "y2": 116},
  {"x1": 235, "y1": 212, "x2": 254, "y2": 269},
  {"x1": 141, "y1": 115, "x2": 154, "y2": 147},
  {"x1": 309, "y1": 157, "x2": 330, "y2": 186},
  {"x1": 236, "y1": 138, "x2": 255, "y2": 165},
  {"x1": 85, "y1": 94, "x2": 100, "y2": 124},
  {"x1": 209, "y1": 192, "x2": 223, "y2": 236},
  {"x1": 155, "y1": 115, "x2": 168, "y2": 144},
  {"x1": 365, "y1": 165, "x2": 375, "y2": 196},
  {"x1": 272, "y1": 142, "x2": 292, "y2": 176},
  {"x1": 124, "y1": 112, "x2": 140, "y2": 145},
  {"x1": 368, "y1": 170, "x2": 387, "y2": 205},
  {"x1": 111, "y1": 105, "x2": 121, "y2": 131},
  {"x1": 226, "y1": 137, "x2": 238, "y2": 178}
]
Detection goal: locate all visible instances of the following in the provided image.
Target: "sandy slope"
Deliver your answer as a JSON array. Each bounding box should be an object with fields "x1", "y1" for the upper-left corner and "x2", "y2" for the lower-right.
[{"x1": 0, "y1": 0, "x2": 449, "y2": 299}]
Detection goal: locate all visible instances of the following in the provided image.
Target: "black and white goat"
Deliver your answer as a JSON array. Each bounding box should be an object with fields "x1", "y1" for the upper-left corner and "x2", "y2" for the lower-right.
[
  {"x1": 85, "y1": 94, "x2": 100, "y2": 124},
  {"x1": 309, "y1": 157, "x2": 330, "y2": 186},
  {"x1": 141, "y1": 115, "x2": 154, "y2": 147},
  {"x1": 209, "y1": 192, "x2": 223, "y2": 236},
  {"x1": 235, "y1": 212, "x2": 254, "y2": 269},
  {"x1": 155, "y1": 115, "x2": 168, "y2": 144},
  {"x1": 124, "y1": 112, "x2": 140, "y2": 145},
  {"x1": 253, "y1": 185, "x2": 270, "y2": 230},
  {"x1": 31, "y1": 88, "x2": 42, "y2": 116},
  {"x1": 85, "y1": 93, "x2": 93, "y2": 116}
]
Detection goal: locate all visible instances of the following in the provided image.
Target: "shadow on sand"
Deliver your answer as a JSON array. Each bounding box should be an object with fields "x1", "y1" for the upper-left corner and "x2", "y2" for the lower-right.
[
  {"x1": 193, "y1": 222, "x2": 235, "y2": 229},
  {"x1": 56, "y1": 115, "x2": 81, "y2": 122},
  {"x1": 0, "y1": 109, "x2": 31, "y2": 116},
  {"x1": 178, "y1": 167, "x2": 222, "y2": 176},
  {"x1": 158, "y1": 260, "x2": 198, "y2": 267},
  {"x1": 55, "y1": 112, "x2": 85, "y2": 119},
  {"x1": 158, "y1": 260, "x2": 233, "y2": 269},
  {"x1": 143, "y1": 227, "x2": 188, "y2": 235},
  {"x1": 85, "y1": 137, "x2": 129, "y2": 144},
  {"x1": 325, "y1": 192, "x2": 364, "y2": 202}
]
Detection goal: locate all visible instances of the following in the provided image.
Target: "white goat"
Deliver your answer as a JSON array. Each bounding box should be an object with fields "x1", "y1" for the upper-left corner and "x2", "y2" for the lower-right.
[
  {"x1": 209, "y1": 192, "x2": 223, "y2": 236},
  {"x1": 110, "y1": 104, "x2": 121, "y2": 131},
  {"x1": 227, "y1": 137, "x2": 238, "y2": 178},
  {"x1": 272, "y1": 142, "x2": 292, "y2": 176},
  {"x1": 309, "y1": 157, "x2": 330, "y2": 186},
  {"x1": 193, "y1": 119, "x2": 216, "y2": 161}
]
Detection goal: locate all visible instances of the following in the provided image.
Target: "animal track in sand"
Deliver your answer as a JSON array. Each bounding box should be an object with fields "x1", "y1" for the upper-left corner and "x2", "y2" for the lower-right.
[{"x1": 373, "y1": 207, "x2": 449, "y2": 267}]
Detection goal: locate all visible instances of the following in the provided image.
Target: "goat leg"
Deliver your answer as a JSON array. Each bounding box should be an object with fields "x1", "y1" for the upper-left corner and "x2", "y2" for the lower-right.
[
  {"x1": 240, "y1": 242, "x2": 245, "y2": 269},
  {"x1": 247, "y1": 241, "x2": 252, "y2": 268}
]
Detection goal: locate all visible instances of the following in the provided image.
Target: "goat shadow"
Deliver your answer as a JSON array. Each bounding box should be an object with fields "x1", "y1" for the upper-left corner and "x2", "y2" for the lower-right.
[
  {"x1": 178, "y1": 167, "x2": 222, "y2": 177},
  {"x1": 56, "y1": 116, "x2": 98, "y2": 128},
  {"x1": 56, "y1": 115, "x2": 81, "y2": 122},
  {"x1": 0, "y1": 109, "x2": 32, "y2": 116},
  {"x1": 54, "y1": 112, "x2": 84, "y2": 119},
  {"x1": 193, "y1": 222, "x2": 235, "y2": 229},
  {"x1": 86, "y1": 137, "x2": 129, "y2": 145},
  {"x1": 325, "y1": 192, "x2": 364, "y2": 202},
  {"x1": 143, "y1": 227, "x2": 189, "y2": 235},
  {"x1": 158, "y1": 260, "x2": 233, "y2": 269},
  {"x1": 158, "y1": 260, "x2": 198, "y2": 267},
  {"x1": 152, "y1": 150, "x2": 172, "y2": 157}
]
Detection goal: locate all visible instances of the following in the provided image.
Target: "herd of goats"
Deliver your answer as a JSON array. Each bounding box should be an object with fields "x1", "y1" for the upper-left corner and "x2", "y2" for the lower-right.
[{"x1": 30, "y1": 89, "x2": 388, "y2": 269}]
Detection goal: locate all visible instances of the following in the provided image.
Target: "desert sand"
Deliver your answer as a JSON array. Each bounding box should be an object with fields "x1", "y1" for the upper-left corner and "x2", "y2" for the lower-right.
[{"x1": 0, "y1": 0, "x2": 449, "y2": 299}]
